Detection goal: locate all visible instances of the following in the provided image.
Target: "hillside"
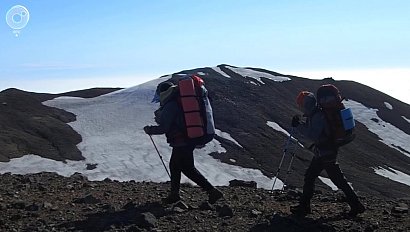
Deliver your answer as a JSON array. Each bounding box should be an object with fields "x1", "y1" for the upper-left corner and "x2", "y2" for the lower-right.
[{"x1": 0, "y1": 88, "x2": 121, "y2": 162}]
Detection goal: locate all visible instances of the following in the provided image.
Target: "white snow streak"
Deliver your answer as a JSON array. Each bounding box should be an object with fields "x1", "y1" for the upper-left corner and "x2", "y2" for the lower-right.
[
  {"x1": 318, "y1": 176, "x2": 354, "y2": 191},
  {"x1": 384, "y1": 102, "x2": 393, "y2": 110},
  {"x1": 374, "y1": 167, "x2": 410, "y2": 187},
  {"x1": 344, "y1": 100, "x2": 410, "y2": 158},
  {"x1": 225, "y1": 66, "x2": 290, "y2": 84},
  {"x1": 318, "y1": 177, "x2": 338, "y2": 191},
  {"x1": 266, "y1": 121, "x2": 304, "y2": 147},
  {"x1": 215, "y1": 129, "x2": 243, "y2": 148},
  {"x1": 211, "y1": 66, "x2": 230, "y2": 78},
  {"x1": 402, "y1": 116, "x2": 410, "y2": 124},
  {"x1": 267, "y1": 121, "x2": 289, "y2": 136}
]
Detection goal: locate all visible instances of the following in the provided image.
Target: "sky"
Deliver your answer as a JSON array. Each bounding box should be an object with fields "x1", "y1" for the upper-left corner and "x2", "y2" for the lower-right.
[{"x1": 0, "y1": 0, "x2": 409, "y2": 104}]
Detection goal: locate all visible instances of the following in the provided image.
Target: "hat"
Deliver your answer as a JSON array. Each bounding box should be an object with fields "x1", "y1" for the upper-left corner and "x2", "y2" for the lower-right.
[
  {"x1": 158, "y1": 81, "x2": 175, "y2": 93},
  {"x1": 152, "y1": 81, "x2": 176, "y2": 103},
  {"x1": 296, "y1": 91, "x2": 313, "y2": 108}
]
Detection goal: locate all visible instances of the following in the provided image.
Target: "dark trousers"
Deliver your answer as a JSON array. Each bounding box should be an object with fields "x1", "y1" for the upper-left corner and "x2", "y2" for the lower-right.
[
  {"x1": 301, "y1": 155, "x2": 359, "y2": 206},
  {"x1": 170, "y1": 145, "x2": 214, "y2": 193}
]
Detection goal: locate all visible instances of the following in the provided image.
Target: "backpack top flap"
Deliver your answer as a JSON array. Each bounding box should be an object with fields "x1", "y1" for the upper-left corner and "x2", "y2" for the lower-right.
[
  {"x1": 317, "y1": 84, "x2": 343, "y2": 109},
  {"x1": 317, "y1": 84, "x2": 355, "y2": 147}
]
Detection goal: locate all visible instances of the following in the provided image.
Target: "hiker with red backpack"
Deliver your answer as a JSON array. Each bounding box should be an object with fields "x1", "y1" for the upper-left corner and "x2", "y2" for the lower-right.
[
  {"x1": 290, "y1": 84, "x2": 365, "y2": 217},
  {"x1": 144, "y1": 74, "x2": 223, "y2": 204}
]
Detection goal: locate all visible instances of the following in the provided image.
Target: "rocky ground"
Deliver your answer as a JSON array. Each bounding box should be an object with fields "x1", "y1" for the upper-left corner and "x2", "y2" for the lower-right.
[{"x1": 0, "y1": 172, "x2": 408, "y2": 232}]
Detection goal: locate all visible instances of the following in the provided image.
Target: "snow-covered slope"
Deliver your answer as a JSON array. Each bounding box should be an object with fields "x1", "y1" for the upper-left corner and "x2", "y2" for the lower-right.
[
  {"x1": 0, "y1": 78, "x2": 282, "y2": 190},
  {"x1": 344, "y1": 100, "x2": 410, "y2": 158}
]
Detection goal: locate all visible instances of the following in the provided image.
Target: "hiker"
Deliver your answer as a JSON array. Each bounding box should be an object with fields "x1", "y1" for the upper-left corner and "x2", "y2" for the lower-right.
[
  {"x1": 290, "y1": 90, "x2": 365, "y2": 217},
  {"x1": 143, "y1": 79, "x2": 223, "y2": 204}
]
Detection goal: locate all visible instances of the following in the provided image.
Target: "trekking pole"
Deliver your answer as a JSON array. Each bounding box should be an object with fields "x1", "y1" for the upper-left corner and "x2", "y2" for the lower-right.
[
  {"x1": 149, "y1": 135, "x2": 171, "y2": 179},
  {"x1": 271, "y1": 127, "x2": 295, "y2": 192},
  {"x1": 281, "y1": 137, "x2": 299, "y2": 191}
]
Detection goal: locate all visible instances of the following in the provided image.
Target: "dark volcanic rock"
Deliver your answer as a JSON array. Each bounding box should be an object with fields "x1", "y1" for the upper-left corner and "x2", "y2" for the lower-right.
[
  {"x1": 217, "y1": 204, "x2": 234, "y2": 217},
  {"x1": 229, "y1": 179, "x2": 257, "y2": 188},
  {"x1": 136, "y1": 212, "x2": 157, "y2": 228},
  {"x1": 74, "y1": 194, "x2": 101, "y2": 204},
  {"x1": 392, "y1": 203, "x2": 409, "y2": 214},
  {"x1": 0, "y1": 87, "x2": 119, "y2": 162},
  {"x1": 86, "y1": 163, "x2": 98, "y2": 170}
]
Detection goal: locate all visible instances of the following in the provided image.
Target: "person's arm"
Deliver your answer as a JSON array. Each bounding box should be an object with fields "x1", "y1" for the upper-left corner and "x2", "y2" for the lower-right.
[
  {"x1": 145, "y1": 101, "x2": 178, "y2": 135},
  {"x1": 297, "y1": 113, "x2": 325, "y2": 143}
]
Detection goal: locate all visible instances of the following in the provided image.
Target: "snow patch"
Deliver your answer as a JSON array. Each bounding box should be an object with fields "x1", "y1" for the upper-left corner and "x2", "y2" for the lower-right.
[
  {"x1": 197, "y1": 72, "x2": 206, "y2": 76},
  {"x1": 106, "y1": 77, "x2": 166, "y2": 96},
  {"x1": 402, "y1": 116, "x2": 410, "y2": 124},
  {"x1": 384, "y1": 102, "x2": 393, "y2": 110},
  {"x1": 229, "y1": 159, "x2": 236, "y2": 163},
  {"x1": 318, "y1": 176, "x2": 354, "y2": 191},
  {"x1": 53, "y1": 96, "x2": 85, "y2": 100},
  {"x1": 266, "y1": 121, "x2": 304, "y2": 147},
  {"x1": 374, "y1": 167, "x2": 410, "y2": 187},
  {"x1": 225, "y1": 66, "x2": 290, "y2": 84},
  {"x1": 344, "y1": 100, "x2": 410, "y2": 158},
  {"x1": 267, "y1": 121, "x2": 289, "y2": 136},
  {"x1": 318, "y1": 176, "x2": 338, "y2": 191},
  {"x1": 215, "y1": 129, "x2": 243, "y2": 148},
  {"x1": 0, "y1": 154, "x2": 81, "y2": 176},
  {"x1": 211, "y1": 66, "x2": 230, "y2": 78}
]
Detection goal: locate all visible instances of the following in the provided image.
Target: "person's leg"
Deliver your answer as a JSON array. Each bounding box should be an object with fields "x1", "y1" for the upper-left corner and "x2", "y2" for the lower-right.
[
  {"x1": 180, "y1": 145, "x2": 223, "y2": 203},
  {"x1": 301, "y1": 157, "x2": 324, "y2": 205},
  {"x1": 180, "y1": 145, "x2": 214, "y2": 191},
  {"x1": 292, "y1": 157, "x2": 324, "y2": 216},
  {"x1": 325, "y1": 162, "x2": 365, "y2": 216},
  {"x1": 325, "y1": 162, "x2": 357, "y2": 201},
  {"x1": 163, "y1": 147, "x2": 183, "y2": 203}
]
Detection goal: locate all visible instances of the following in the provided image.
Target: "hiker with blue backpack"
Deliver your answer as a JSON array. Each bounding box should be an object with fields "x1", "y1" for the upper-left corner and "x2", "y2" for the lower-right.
[
  {"x1": 290, "y1": 85, "x2": 365, "y2": 217},
  {"x1": 144, "y1": 74, "x2": 223, "y2": 204}
]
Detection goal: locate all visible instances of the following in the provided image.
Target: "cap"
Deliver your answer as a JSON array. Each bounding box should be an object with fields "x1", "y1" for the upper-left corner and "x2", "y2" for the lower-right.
[{"x1": 296, "y1": 91, "x2": 312, "y2": 108}]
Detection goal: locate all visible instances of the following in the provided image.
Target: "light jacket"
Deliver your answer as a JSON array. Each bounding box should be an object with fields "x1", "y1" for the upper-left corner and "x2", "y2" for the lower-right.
[
  {"x1": 149, "y1": 87, "x2": 188, "y2": 147},
  {"x1": 296, "y1": 94, "x2": 337, "y2": 157}
]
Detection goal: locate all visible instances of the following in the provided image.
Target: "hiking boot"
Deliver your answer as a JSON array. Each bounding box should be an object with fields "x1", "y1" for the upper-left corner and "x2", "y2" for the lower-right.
[
  {"x1": 208, "y1": 188, "x2": 223, "y2": 204},
  {"x1": 348, "y1": 201, "x2": 365, "y2": 217},
  {"x1": 290, "y1": 203, "x2": 312, "y2": 217},
  {"x1": 161, "y1": 192, "x2": 181, "y2": 204}
]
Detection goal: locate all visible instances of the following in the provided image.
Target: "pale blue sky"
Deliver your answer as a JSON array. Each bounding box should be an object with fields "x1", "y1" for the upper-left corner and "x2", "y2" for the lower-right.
[{"x1": 1, "y1": 1, "x2": 409, "y2": 103}]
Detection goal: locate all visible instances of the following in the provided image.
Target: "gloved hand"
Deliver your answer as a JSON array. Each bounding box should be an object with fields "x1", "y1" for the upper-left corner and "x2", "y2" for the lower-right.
[
  {"x1": 143, "y1": 126, "x2": 153, "y2": 135},
  {"x1": 291, "y1": 115, "x2": 300, "y2": 127}
]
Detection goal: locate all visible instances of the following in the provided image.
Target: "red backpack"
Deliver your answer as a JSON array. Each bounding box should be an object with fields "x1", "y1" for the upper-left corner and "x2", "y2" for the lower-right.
[
  {"x1": 316, "y1": 84, "x2": 355, "y2": 147},
  {"x1": 178, "y1": 75, "x2": 215, "y2": 146}
]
